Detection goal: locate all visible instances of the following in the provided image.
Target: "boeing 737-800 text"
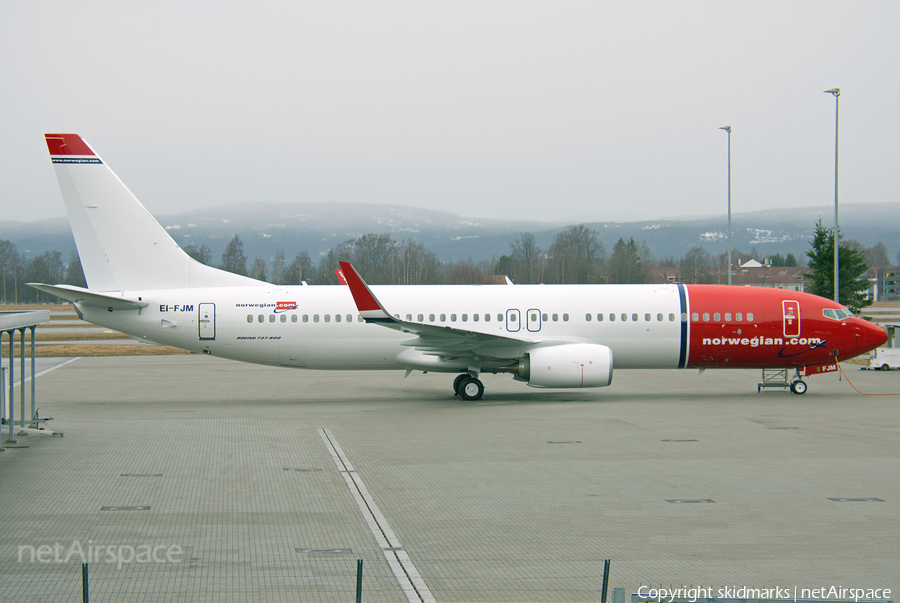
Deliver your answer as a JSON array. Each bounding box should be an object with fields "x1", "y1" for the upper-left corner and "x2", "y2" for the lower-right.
[{"x1": 30, "y1": 134, "x2": 887, "y2": 400}]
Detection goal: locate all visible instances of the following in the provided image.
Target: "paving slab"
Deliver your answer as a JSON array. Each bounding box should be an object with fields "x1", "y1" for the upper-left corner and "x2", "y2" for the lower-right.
[{"x1": 0, "y1": 355, "x2": 897, "y2": 602}]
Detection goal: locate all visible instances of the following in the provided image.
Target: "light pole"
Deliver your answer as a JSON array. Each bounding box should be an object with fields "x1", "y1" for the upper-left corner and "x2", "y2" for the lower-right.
[
  {"x1": 719, "y1": 126, "x2": 732, "y2": 285},
  {"x1": 825, "y1": 88, "x2": 840, "y2": 303}
]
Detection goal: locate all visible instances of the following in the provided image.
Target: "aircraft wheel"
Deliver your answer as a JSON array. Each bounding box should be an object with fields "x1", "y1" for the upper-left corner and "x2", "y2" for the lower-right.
[
  {"x1": 790, "y1": 380, "x2": 807, "y2": 395},
  {"x1": 881, "y1": 364, "x2": 890, "y2": 371},
  {"x1": 459, "y1": 377, "x2": 485, "y2": 401},
  {"x1": 452, "y1": 374, "x2": 469, "y2": 396}
]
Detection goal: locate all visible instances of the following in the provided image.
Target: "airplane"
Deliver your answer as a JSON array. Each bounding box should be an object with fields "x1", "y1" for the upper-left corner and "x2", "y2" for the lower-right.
[{"x1": 30, "y1": 133, "x2": 887, "y2": 400}]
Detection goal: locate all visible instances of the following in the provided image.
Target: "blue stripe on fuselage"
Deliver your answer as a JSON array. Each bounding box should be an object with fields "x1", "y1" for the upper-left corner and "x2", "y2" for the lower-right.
[{"x1": 677, "y1": 284, "x2": 688, "y2": 368}]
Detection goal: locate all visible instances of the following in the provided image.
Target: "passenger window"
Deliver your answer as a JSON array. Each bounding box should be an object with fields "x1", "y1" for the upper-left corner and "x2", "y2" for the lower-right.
[
  {"x1": 736, "y1": 312, "x2": 743, "y2": 321},
  {"x1": 645, "y1": 313, "x2": 651, "y2": 321},
  {"x1": 657, "y1": 313, "x2": 663, "y2": 321},
  {"x1": 681, "y1": 313, "x2": 688, "y2": 322},
  {"x1": 692, "y1": 313, "x2": 699, "y2": 322},
  {"x1": 335, "y1": 314, "x2": 342, "y2": 323},
  {"x1": 510, "y1": 314, "x2": 517, "y2": 322},
  {"x1": 292, "y1": 315, "x2": 298, "y2": 323},
  {"x1": 669, "y1": 313, "x2": 675, "y2": 321},
  {"x1": 281, "y1": 314, "x2": 286, "y2": 323},
  {"x1": 542, "y1": 313, "x2": 548, "y2": 321},
  {"x1": 324, "y1": 314, "x2": 331, "y2": 323},
  {"x1": 406, "y1": 314, "x2": 412, "y2": 321},
  {"x1": 714, "y1": 313, "x2": 720, "y2": 321},
  {"x1": 247, "y1": 315, "x2": 253, "y2": 323},
  {"x1": 563, "y1": 314, "x2": 569, "y2": 321},
  {"x1": 497, "y1": 314, "x2": 503, "y2": 322},
  {"x1": 258, "y1": 315, "x2": 264, "y2": 323},
  {"x1": 597, "y1": 314, "x2": 604, "y2": 321},
  {"x1": 269, "y1": 315, "x2": 275, "y2": 323},
  {"x1": 610, "y1": 314, "x2": 616, "y2": 322},
  {"x1": 440, "y1": 313, "x2": 446, "y2": 321},
  {"x1": 347, "y1": 314, "x2": 352, "y2": 323},
  {"x1": 724, "y1": 313, "x2": 731, "y2": 321},
  {"x1": 552, "y1": 313, "x2": 558, "y2": 321},
  {"x1": 621, "y1": 313, "x2": 627, "y2": 322},
  {"x1": 747, "y1": 313, "x2": 754, "y2": 321},
  {"x1": 451, "y1": 314, "x2": 457, "y2": 322},
  {"x1": 429, "y1": 314, "x2": 435, "y2": 322},
  {"x1": 462, "y1": 314, "x2": 468, "y2": 322},
  {"x1": 585, "y1": 313, "x2": 592, "y2": 321},
  {"x1": 303, "y1": 314, "x2": 309, "y2": 323},
  {"x1": 418, "y1": 314, "x2": 424, "y2": 322},
  {"x1": 313, "y1": 314, "x2": 320, "y2": 323},
  {"x1": 531, "y1": 312, "x2": 539, "y2": 322},
  {"x1": 473, "y1": 314, "x2": 480, "y2": 322},
  {"x1": 484, "y1": 314, "x2": 490, "y2": 322},
  {"x1": 632, "y1": 313, "x2": 638, "y2": 322},
  {"x1": 703, "y1": 313, "x2": 710, "y2": 321}
]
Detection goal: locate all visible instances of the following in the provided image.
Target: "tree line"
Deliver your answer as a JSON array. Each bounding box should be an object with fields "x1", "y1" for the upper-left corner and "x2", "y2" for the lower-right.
[
  {"x1": 0, "y1": 242, "x2": 85, "y2": 304},
  {"x1": 190, "y1": 221, "x2": 884, "y2": 309},
  {"x1": 0, "y1": 221, "x2": 888, "y2": 309}
]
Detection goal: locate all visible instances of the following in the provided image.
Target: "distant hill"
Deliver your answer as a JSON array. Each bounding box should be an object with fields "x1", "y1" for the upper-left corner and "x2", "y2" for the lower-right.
[{"x1": 2, "y1": 201, "x2": 898, "y2": 265}]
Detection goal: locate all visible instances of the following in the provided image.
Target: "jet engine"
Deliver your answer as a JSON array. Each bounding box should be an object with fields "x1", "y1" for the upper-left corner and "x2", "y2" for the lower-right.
[{"x1": 509, "y1": 343, "x2": 614, "y2": 388}]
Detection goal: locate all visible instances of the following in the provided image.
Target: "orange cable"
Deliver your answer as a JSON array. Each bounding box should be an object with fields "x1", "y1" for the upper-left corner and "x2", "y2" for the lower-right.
[{"x1": 837, "y1": 362, "x2": 900, "y2": 396}]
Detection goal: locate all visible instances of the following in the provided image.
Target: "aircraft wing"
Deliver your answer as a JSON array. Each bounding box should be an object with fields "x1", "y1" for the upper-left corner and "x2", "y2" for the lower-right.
[
  {"x1": 26, "y1": 283, "x2": 148, "y2": 311},
  {"x1": 339, "y1": 262, "x2": 567, "y2": 360}
]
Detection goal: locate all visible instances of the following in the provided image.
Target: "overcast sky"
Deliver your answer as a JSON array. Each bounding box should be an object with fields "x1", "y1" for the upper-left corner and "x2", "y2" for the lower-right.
[{"x1": 2, "y1": 1, "x2": 898, "y2": 227}]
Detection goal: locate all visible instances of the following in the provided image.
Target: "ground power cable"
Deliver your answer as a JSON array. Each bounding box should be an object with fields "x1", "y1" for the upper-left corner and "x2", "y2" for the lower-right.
[{"x1": 837, "y1": 361, "x2": 900, "y2": 396}]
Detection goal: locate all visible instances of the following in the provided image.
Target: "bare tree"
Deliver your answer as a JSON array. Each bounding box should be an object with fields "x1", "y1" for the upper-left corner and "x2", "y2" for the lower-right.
[
  {"x1": 282, "y1": 252, "x2": 314, "y2": 285},
  {"x1": 250, "y1": 256, "x2": 267, "y2": 282},
  {"x1": 0, "y1": 240, "x2": 20, "y2": 303},
  {"x1": 509, "y1": 233, "x2": 545, "y2": 283},
  {"x1": 545, "y1": 225, "x2": 605, "y2": 284},
  {"x1": 271, "y1": 248, "x2": 285, "y2": 284},
  {"x1": 680, "y1": 246, "x2": 713, "y2": 284},
  {"x1": 220, "y1": 235, "x2": 248, "y2": 276}
]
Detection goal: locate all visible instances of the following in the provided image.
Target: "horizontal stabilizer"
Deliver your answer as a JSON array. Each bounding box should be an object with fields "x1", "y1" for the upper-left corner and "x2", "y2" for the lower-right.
[{"x1": 26, "y1": 283, "x2": 148, "y2": 311}]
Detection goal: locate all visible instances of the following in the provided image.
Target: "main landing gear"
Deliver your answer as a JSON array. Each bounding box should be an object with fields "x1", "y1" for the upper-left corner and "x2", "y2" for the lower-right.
[{"x1": 453, "y1": 373, "x2": 485, "y2": 401}]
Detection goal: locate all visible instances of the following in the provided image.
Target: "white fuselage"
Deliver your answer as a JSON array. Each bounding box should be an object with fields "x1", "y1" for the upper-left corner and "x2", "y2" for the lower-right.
[{"x1": 82, "y1": 283, "x2": 687, "y2": 372}]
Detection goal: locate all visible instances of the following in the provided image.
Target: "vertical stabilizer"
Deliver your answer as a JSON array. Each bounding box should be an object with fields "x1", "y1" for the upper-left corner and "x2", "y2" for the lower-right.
[{"x1": 45, "y1": 134, "x2": 266, "y2": 291}]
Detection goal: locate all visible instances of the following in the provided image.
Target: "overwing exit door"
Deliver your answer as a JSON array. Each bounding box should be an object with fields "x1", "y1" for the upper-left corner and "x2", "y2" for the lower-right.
[{"x1": 506, "y1": 309, "x2": 521, "y2": 332}]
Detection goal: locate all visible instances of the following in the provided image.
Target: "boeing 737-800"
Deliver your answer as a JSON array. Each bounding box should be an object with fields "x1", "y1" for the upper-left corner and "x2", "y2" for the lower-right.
[{"x1": 30, "y1": 133, "x2": 887, "y2": 400}]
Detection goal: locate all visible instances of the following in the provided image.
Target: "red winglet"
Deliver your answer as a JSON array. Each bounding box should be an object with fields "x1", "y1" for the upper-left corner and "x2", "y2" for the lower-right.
[
  {"x1": 45, "y1": 133, "x2": 95, "y2": 156},
  {"x1": 339, "y1": 261, "x2": 386, "y2": 315}
]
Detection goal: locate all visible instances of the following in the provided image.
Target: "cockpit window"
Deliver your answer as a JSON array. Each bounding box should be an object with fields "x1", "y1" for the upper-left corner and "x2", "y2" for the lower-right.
[{"x1": 823, "y1": 308, "x2": 854, "y2": 320}]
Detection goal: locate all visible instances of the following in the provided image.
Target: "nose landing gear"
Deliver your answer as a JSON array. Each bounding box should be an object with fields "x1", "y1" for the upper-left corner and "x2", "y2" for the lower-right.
[
  {"x1": 789, "y1": 379, "x2": 808, "y2": 395},
  {"x1": 758, "y1": 368, "x2": 808, "y2": 394}
]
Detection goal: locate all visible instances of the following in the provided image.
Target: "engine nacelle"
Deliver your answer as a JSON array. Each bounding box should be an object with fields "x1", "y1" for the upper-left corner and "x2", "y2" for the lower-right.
[{"x1": 513, "y1": 343, "x2": 613, "y2": 388}]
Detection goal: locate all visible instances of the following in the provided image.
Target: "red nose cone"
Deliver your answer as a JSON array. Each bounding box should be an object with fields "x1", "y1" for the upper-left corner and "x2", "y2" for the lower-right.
[{"x1": 867, "y1": 322, "x2": 889, "y2": 349}]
